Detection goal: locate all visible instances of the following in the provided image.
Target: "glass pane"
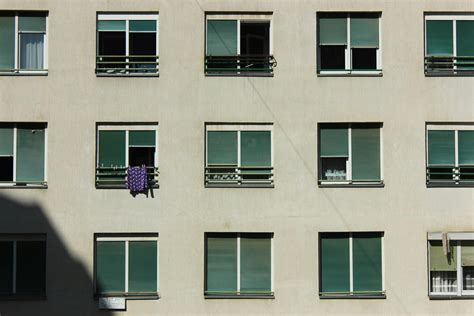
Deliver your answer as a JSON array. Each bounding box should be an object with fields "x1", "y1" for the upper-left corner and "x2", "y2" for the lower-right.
[
  {"x1": 320, "y1": 124, "x2": 348, "y2": 157},
  {"x1": 240, "y1": 131, "x2": 271, "y2": 167},
  {"x1": 129, "y1": 131, "x2": 156, "y2": 147},
  {"x1": 98, "y1": 131, "x2": 126, "y2": 168},
  {"x1": 463, "y1": 266, "x2": 474, "y2": 291},
  {"x1": 206, "y1": 235, "x2": 237, "y2": 293},
  {"x1": 240, "y1": 22, "x2": 270, "y2": 56},
  {"x1": 429, "y1": 241, "x2": 457, "y2": 271},
  {"x1": 128, "y1": 241, "x2": 157, "y2": 293},
  {"x1": 129, "y1": 33, "x2": 157, "y2": 72},
  {"x1": 352, "y1": 48, "x2": 377, "y2": 70},
  {"x1": 352, "y1": 233, "x2": 382, "y2": 293},
  {"x1": 0, "y1": 241, "x2": 13, "y2": 294},
  {"x1": 431, "y1": 271, "x2": 457, "y2": 293},
  {"x1": 459, "y1": 131, "x2": 474, "y2": 166},
  {"x1": 207, "y1": 20, "x2": 237, "y2": 56},
  {"x1": 0, "y1": 126, "x2": 13, "y2": 155},
  {"x1": 19, "y1": 15, "x2": 46, "y2": 32},
  {"x1": 16, "y1": 241, "x2": 46, "y2": 294},
  {"x1": 426, "y1": 20, "x2": 453, "y2": 56},
  {"x1": 350, "y1": 15, "x2": 379, "y2": 48},
  {"x1": 427, "y1": 130, "x2": 455, "y2": 166},
  {"x1": 20, "y1": 33, "x2": 44, "y2": 70},
  {"x1": 207, "y1": 131, "x2": 238, "y2": 165},
  {"x1": 319, "y1": 15, "x2": 347, "y2": 45},
  {"x1": 97, "y1": 32, "x2": 126, "y2": 72},
  {"x1": 320, "y1": 45, "x2": 346, "y2": 70},
  {"x1": 96, "y1": 241, "x2": 125, "y2": 293},
  {"x1": 240, "y1": 234, "x2": 272, "y2": 293},
  {"x1": 461, "y1": 241, "x2": 474, "y2": 267},
  {"x1": 320, "y1": 233, "x2": 350, "y2": 294},
  {"x1": 0, "y1": 157, "x2": 14, "y2": 181},
  {"x1": 16, "y1": 125, "x2": 45, "y2": 182},
  {"x1": 456, "y1": 21, "x2": 474, "y2": 57},
  {"x1": 351, "y1": 124, "x2": 381, "y2": 181},
  {"x1": 0, "y1": 16, "x2": 15, "y2": 69},
  {"x1": 321, "y1": 157, "x2": 347, "y2": 181},
  {"x1": 97, "y1": 20, "x2": 126, "y2": 31},
  {"x1": 129, "y1": 20, "x2": 156, "y2": 32},
  {"x1": 129, "y1": 147, "x2": 155, "y2": 167}
]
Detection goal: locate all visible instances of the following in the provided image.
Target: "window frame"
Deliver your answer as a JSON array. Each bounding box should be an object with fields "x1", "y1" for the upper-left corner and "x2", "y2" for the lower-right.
[
  {"x1": 205, "y1": 13, "x2": 274, "y2": 76},
  {"x1": 96, "y1": 13, "x2": 159, "y2": 77},
  {"x1": 0, "y1": 123, "x2": 47, "y2": 188},
  {"x1": 424, "y1": 13, "x2": 474, "y2": 76},
  {"x1": 426, "y1": 123, "x2": 474, "y2": 187},
  {"x1": 318, "y1": 123, "x2": 384, "y2": 187},
  {"x1": 204, "y1": 232, "x2": 274, "y2": 299},
  {"x1": 318, "y1": 232, "x2": 385, "y2": 299},
  {"x1": 0, "y1": 234, "x2": 47, "y2": 299},
  {"x1": 317, "y1": 12, "x2": 382, "y2": 76},
  {"x1": 427, "y1": 232, "x2": 474, "y2": 299},
  {"x1": 205, "y1": 123, "x2": 274, "y2": 188},
  {"x1": 95, "y1": 123, "x2": 159, "y2": 189},
  {"x1": 0, "y1": 11, "x2": 48, "y2": 75},
  {"x1": 93, "y1": 233, "x2": 159, "y2": 299}
]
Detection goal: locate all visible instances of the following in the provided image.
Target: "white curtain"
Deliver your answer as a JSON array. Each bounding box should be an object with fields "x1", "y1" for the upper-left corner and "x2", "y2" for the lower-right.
[
  {"x1": 20, "y1": 33, "x2": 44, "y2": 70},
  {"x1": 431, "y1": 271, "x2": 457, "y2": 293}
]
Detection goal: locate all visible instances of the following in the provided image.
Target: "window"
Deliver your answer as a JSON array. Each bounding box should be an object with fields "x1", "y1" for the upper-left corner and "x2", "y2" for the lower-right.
[
  {"x1": 0, "y1": 234, "x2": 46, "y2": 298},
  {"x1": 318, "y1": 123, "x2": 382, "y2": 186},
  {"x1": 319, "y1": 232, "x2": 384, "y2": 298},
  {"x1": 428, "y1": 232, "x2": 474, "y2": 298},
  {"x1": 425, "y1": 14, "x2": 474, "y2": 76},
  {"x1": 96, "y1": 13, "x2": 159, "y2": 76},
  {"x1": 317, "y1": 13, "x2": 381, "y2": 75},
  {"x1": 426, "y1": 123, "x2": 474, "y2": 186},
  {"x1": 0, "y1": 12, "x2": 48, "y2": 74},
  {"x1": 0, "y1": 123, "x2": 47, "y2": 187},
  {"x1": 96, "y1": 124, "x2": 159, "y2": 188},
  {"x1": 205, "y1": 124, "x2": 273, "y2": 187},
  {"x1": 94, "y1": 234, "x2": 158, "y2": 298},
  {"x1": 205, "y1": 233, "x2": 273, "y2": 298},
  {"x1": 205, "y1": 13, "x2": 275, "y2": 75}
]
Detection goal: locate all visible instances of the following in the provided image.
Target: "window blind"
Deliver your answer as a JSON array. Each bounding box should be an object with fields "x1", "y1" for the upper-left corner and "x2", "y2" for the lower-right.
[
  {"x1": 350, "y1": 15, "x2": 379, "y2": 48},
  {"x1": 426, "y1": 20, "x2": 453, "y2": 56},
  {"x1": 129, "y1": 20, "x2": 156, "y2": 32},
  {"x1": 320, "y1": 124, "x2": 349, "y2": 157},
  {"x1": 98, "y1": 130, "x2": 126, "y2": 168},
  {"x1": 458, "y1": 131, "x2": 474, "y2": 165},
  {"x1": 128, "y1": 241, "x2": 157, "y2": 293},
  {"x1": 352, "y1": 233, "x2": 382, "y2": 292},
  {"x1": 96, "y1": 241, "x2": 126, "y2": 293},
  {"x1": 320, "y1": 233, "x2": 350, "y2": 293},
  {"x1": 456, "y1": 21, "x2": 474, "y2": 57},
  {"x1": 98, "y1": 20, "x2": 126, "y2": 31},
  {"x1": 19, "y1": 16, "x2": 46, "y2": 32},
  {"x1": 240, "y1": 234, "x2": 271, "y2": 293},
  {"x1": 206, "y1": 236, "x2": 237, "y2": 293},
  {"x1": 207, "y1": 131, "x2": 238, "y2": 165},
  {"x1": 430, "y1": 241, "x2": 457, "y2": 271},
  {"x1": 319, "y1": 16, "x2": 347, "y2": 45},
  {"x1": 207, "y1": 20, "x2": 237, "y2": 56},
  {"x1": 16, "y1": 126, "x2": 45, "y2": 182},
  {"x1": 0, "y1": 126, "x2": 13, "y2": 156},
  {"x1": 351, "y1": 124, "x2": 381, "y2": 181},
  {"x1": 240, "y1": 131, "x2": 271, "y2": 167},
  {"x1": 428, "y1": 130, "x2": 455, "y2": 166},
  {"x1": 0, "y1": 16, "x2": 15, "y2": 69},
  {"x1": 461, "y1": 241, "x2": 474, "y2": 266},
  {"x1": 129, "y1": 130, "x2": 156, "y2": 147}
]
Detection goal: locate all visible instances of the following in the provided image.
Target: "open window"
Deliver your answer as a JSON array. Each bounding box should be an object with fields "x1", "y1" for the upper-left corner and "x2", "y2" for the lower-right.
[
  {"x1": 426, "y1": 123, "x2": 474, "y2": 187},
  {"x1": 205, "y1": 13, "x2": 275, "y2": 76},
  {"x1": 96, "y1": 13, "x2": 159, "y2": 76},
  {"x1": 0, "y1": 123, "x2": 47, "y2": 187},
  {"x1": 205, "y1": 123, "x2": 273, "y2": 187},
  {"x1": 96, "y1": 124, "x2": 158, "y2": 188},
  {"x1": 317, "y1": 12, "x2": 381, "y2": 75},
  {"x1": 428, "y1": 232, "x2": 474, "y2": 298},
  {"x1": 0, "y1": 12, "x2": 48, "y2": 74},
  {"x1": 318, "y1": 123, "x2": 383, "y2": 186},
  {"x1": 425, "y1": 14, "x2": 474, "y2": 76}
]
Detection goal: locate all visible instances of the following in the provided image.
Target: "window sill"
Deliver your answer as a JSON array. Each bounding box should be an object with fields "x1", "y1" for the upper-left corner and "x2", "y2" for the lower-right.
[
  {"x1": 96, "y1": 73, "x2": 159, "y2": 78},
  {"x1": 0, "y1": 71, "x2": 48, "y2": 76},
  {"x1": 205, "y1": 72, "x2": 274, "y2": 78},
  {"x1": 426, "y1": 183, "x2": 474, "y2": 188},
  {"x1": 205, "y1": 294, "x2": 274, "y2": 299},
  {"x1": 0, "y1": 293, "x2": 46, "y2": 300},
  {"x1": 425, "y1": 72, "x2": 474, "y2": 77},
  {"x1": 318, "y1": 182, "x2": 384, "y2": 188},
  {"x1": 205, "y1": 184, "x2": 274, "y2": 188},
  {"x1": 319, "y1": 293, "x2": 386, "y2": 299},
  {"x1": 95, "y1": 293, "x2": 159, "y2": 300},
  {"x1": 95, "y1": 184, "x2": 159, "y2": 190},
  {"x1": 0, "y1": 183, "x2": 48, "y2": 189},
  {"x1": 317, "y1": 71, "x2": 382, "y2": 77},
  {"x1": 429, "y1": 294, "x2": 474, "y2": 300}
]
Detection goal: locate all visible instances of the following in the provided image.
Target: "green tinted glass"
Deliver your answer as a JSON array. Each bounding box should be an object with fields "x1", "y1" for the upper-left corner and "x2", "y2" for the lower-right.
[
  {"x1": 130, "y1": 20, "x2": 156, "y2": 32},
  {"x1": 129, "y1": 241, "x2": 157, "y2": 293},
  {"x1": 98, "y1": 20, "x2": 126, "y2": 31},
  {"x1": 240, "y1": 234, "x2": 272, "y2": 293},
  {"x1": 0, "y1": 16, "x2": 15, "y2": 69},
  {"x1": 96, "y1": 241, "x2": 125, "y2": 293},
  {"x1": 426, "y1": 20, "x2": 453, "y2": 56},
  {"x1": 206, "y1": 236, "x2": 237, "y2": 293},
  {"x1": 352, "y1": 233, "x2": 382, "y2": 293},
  {"x1": 351, "y1": 124, "x2": 381, "y2": 181},
  {"x1": 458, "y1": 131, "x2": 474, "y2": 165},
  {"x1": 98, "y1": 130, "x2": 126, "y2": 168},
  {"x1": 16, "y1": 125, "x2": 45, "y2": 182},
  {"x1": 457, "y1": 21, "x2": 474, "y2": 57},
  {"x1": 320, "y1": 233, "x2": 350, "y2": 293},
  {"x1": 240, "y1": 131, "x2": 271, "y2": 167},
  {"x1": 0, "y1": 126, "x2": 14, "y2": 156},
  {"x1": 207, "y1": 20, "x2": 237, "y2": 56},
  {"x1": 428, "y1": 130, "x2": 455, "y2": 166},
  {"x1": 129, "y1": 131, "x2": 156, "y2": 147},
  {"x1": 207, "y1": 131, "x2": 238, "y2": 165}
]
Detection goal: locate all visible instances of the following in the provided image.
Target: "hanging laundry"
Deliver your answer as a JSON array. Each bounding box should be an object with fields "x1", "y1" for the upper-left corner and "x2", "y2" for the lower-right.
[{"x1": 126, "y1": 165, "x2": 148, "y2": 192}]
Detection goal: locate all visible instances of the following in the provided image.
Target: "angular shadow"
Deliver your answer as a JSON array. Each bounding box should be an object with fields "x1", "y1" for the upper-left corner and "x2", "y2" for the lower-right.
[{"x1": 0, "y1": 193, "x2": 114, "y2": 315}]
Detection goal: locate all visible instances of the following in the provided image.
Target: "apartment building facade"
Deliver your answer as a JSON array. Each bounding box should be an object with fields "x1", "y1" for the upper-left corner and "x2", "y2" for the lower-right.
[{"x1": 0, "y1": 0, "x2": 473, "y2": 315}]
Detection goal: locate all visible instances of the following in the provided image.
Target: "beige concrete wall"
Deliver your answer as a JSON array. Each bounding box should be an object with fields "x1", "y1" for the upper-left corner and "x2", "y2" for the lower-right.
[{"x1": 0, "y1": 0, "x2": 473, "y2": 315}]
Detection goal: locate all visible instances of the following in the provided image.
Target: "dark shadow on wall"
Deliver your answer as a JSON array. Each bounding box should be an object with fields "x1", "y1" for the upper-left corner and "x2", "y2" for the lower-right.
[{"x1": 0, "y1": 194, "x2": 114, "y2": 316}]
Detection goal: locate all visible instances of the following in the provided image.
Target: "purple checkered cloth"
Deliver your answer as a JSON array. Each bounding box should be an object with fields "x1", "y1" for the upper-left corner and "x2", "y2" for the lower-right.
[{"x1": 126, "y1": 166, "x2": 148, "y2": 192}]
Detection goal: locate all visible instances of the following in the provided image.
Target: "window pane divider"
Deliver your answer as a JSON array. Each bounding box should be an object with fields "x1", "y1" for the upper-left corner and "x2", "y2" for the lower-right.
[
  {"x1": 14, "y1": 15, "x2": 18, "y2": 71},
  {"x1": 125, "y1": 241, "x2": 129, "y2": 293},
  {"x1": 237, "y1": 234, "x2": 241, "y2": 293},
  {"x1": 349, "y1": 233, "x2": 354, "y2": 293},
  {"x1": 457, "y1": 241, "x2": 462, "y2": 296}
]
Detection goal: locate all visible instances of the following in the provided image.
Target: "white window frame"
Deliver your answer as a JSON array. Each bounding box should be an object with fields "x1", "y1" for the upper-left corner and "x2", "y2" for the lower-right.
[
  {"x1": 0, "y1": 234, "x2": 46, "y2": 295},
  {"x1": 205, "y1": 232, "x2": 274, "y2": 296},
  {"x1": 428, "y1": 232, "x2": 474, "y2": 297},
  {"x1": 205, "y1": 124, "x2": 274, "y2": 169},
  {"x1": 0, "y1": 123, "x2": 47, "y2": 187},
  {"x1": 95, "y1": 234, "x2": 159, "y2": 296},
  {"x1": 96, "y1": 124, "x2": 159, "y2": 169},
  {"x1": 318, "y1": 13, "x2": 382, "y2": 75},
  {"x1": 205, "y1": 14, "x2": 273, "y2": 57},
  {"x1": 319, "y1": 123, "x2": 383, "y2": 185},
  {"x1": 96, "y1": 13, "x2": 159, "y2": 73}
]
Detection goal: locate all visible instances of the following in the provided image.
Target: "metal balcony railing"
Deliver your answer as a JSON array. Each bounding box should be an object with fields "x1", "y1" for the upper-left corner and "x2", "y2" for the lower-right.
[
  {"x1": 96, "y1": 166, "x2": 159, "y2": 188},
  {"x1": 205, "y1": 165, "x2": 274, "y2": 187},
  {"x1": 426, "y1": 165, "x2": 474, "y2": 186},
  {"x1": 96, "y1": 55, "x2": 159, "y2": 75},
  {"x1": 424, "y1": 56, "x2": 474, "y2": 75},
  {"x1": 205, "y1": 55, "x2": 276, "y2": 75}
]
